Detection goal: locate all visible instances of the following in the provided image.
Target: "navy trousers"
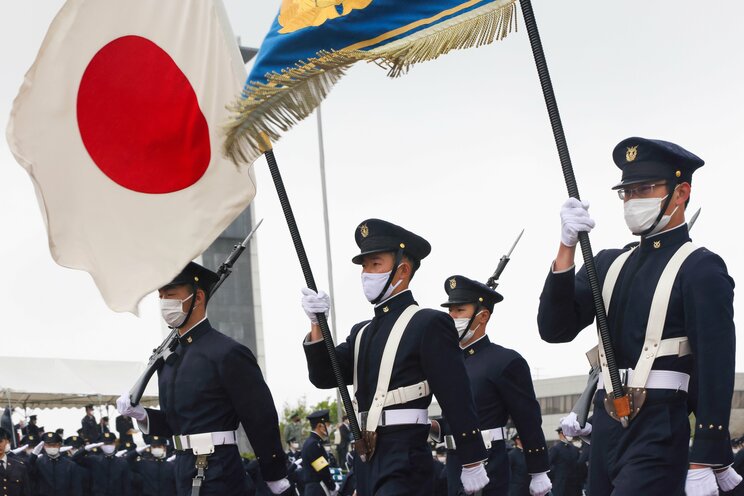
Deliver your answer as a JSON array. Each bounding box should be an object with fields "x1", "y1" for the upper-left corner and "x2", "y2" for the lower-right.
[
  {"x1": 354, "y1": 425, "x2": 434, "y2": 496},
  {"x1": 589, "y1": 389, "x2": 689, "y2": 496}
]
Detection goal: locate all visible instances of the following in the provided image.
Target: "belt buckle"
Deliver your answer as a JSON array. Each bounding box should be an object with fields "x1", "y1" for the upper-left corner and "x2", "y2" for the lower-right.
[
  {"x1": 188, "y1": 433, "x2": 215, "y2": 456},
  {"x1": 481, "y1": 430, "x2": 492, "y2": 450}
]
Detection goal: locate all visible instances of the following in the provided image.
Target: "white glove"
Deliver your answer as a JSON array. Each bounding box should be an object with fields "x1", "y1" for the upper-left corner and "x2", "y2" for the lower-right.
[
  {"x1": 116, "y1": 394, "x2": 148, "y2": 421},
  {"x1": 11, "y1": 445, "x2": 28, "y2": 455},
  {"x1": 266, "y1": 478, "x2": 291, "y2": 494},
  {"x1": 461, "y1": 464, "x2": 489, "y2": 494},
  {"x1": 529, "y1": 472, "x2": 552, "y2": 496},
  {"x1": 715, "y1": 466, "x2": 743, "y2": 492},
  {"x1": 329, "y1": 482, "x2": 339, "y2": 496},
  {"x1": 292, "y1": 458, "x2": 303, "y2": 469},
  {"x1": 60, "y1": 446, "x2": 72, "y2": 453},
  {"x1": 85, "y1": 442, "x2": 104, "y2": 452},
  {"x1": 32, "y1": 442, "x2": 45, "y2": 456},
  {"x1": 166, "y1": 454, "x2": 176, "y2": 462},
  {"x1": 560, "y1": 198, "x2": 595, "y2": 247},
  {"x1": 686, "y1": 467, "x2": 719, "y2": 496},
  {"x1": 136, "y1": 444, "x2": 150, "y2": 454},
  {"x1": 560, "y1": 412, "x2": 592, "y2": 437},
  {"x1": 115, "y1": 449, "x2": 128, "y2": 457},
  {"x1": 301, "y1": 288, "x2": 330, "y2": 324}
]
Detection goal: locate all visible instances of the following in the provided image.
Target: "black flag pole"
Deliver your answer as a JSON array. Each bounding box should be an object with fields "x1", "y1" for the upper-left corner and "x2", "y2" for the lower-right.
[
  {"x1": 518, "y1": 0, "x2": 630, "y2": 425},
  {"x1": 257, "y1": 134, "x2": 367, "y2": 455}
]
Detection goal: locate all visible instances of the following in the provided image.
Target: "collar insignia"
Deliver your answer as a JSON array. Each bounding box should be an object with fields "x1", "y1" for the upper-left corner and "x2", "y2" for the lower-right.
[
  {"x1": 626, "y1": 145, "x2": 638, "y2": 162},
  {"x1": 653, "y1": 240, "x2": 661, "y2": 249},
  {"x1": 468, "y1": 348, "x2": 475, "y2": 355},
  {"x1": 187, "y1": 336, "x2": 193, "y2": 343}
]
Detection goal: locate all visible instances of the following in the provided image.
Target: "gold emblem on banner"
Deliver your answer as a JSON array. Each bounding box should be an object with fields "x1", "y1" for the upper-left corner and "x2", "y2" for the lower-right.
[
  {"x1": 279, "y1": 0, "x2": 373, "y2": 34},
  {"x1": 449, "y1": 278, "x2": 457, "y2": 289},
  {"x1": 360, "y1": 223, "x2": 369, "y2": 238},
  {"x1": 626, "y1": 145, "x2": 638, "y2": 162}
]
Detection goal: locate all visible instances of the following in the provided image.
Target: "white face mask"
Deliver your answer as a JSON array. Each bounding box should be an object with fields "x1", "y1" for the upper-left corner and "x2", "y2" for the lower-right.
[
  {"x1": 624, "y1": 190, "x2": 679, "y2": 236},
  {"x1": 44, "y1": 446, "x2": 60, "y2": 457},
  {"x1": 453, "y1": 310, "x2": 484, "y2": 345},
  {"x1": 361, "y1": 266, "x2": 402, "y2": 303},
  {"x1": 159, "y1": 293, "x2": 193, "y2": 327},
  {"x1": 151, "y1": 447, "x2": 165, "y2": 459},
  {"x1": 101, "y1": 444, "x2": 116, "y2": 456}
]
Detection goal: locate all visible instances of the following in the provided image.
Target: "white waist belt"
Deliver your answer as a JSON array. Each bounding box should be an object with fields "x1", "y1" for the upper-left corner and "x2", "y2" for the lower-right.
[
  {"x1": 359, "y1": 408, "x2": 429, "y2": 430},
  {"x1": 598, "y1": 370, "x2": 689, "y2": 392},
  {"x1": 445, "y1": 426, "x2": 506, "y2": 451},
  {"x1": 384, "y1": 381, "x2": 430, "y2": 407},
  {"x1": 173, "y1": 430, "x2": 237, "y2": 455}
]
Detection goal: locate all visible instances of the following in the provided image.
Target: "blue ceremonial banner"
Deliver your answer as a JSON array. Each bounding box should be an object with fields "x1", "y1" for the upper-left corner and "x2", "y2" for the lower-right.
[{"x1": 225, "y1": 0, "x2": 517, "y2": 164}]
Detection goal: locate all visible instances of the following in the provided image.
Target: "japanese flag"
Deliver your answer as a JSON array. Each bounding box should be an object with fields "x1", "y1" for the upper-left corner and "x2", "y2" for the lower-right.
[{"x1": 7, "y1": 0, "x2": 254, "y2": 313}]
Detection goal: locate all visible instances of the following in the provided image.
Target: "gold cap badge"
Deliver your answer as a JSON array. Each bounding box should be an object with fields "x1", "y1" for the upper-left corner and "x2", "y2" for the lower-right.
[
  {"x1": 626, "y1": 145, "x2": 638, "y2": 162},
  {"x1": 449, "y1": 278, "x2": 457, "y2": 289},
  {"x1": 360, "y1": 223, "x2": 369, "y2": 238}
]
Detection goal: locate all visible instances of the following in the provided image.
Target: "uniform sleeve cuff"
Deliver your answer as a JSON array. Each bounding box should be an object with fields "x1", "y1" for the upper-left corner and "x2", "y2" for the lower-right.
[
  {"x1": 551, "y1": 261, "x2": 575, "y2": 274},
  {"x1": 303, "y1": 333, "x2": 323, "y2": 346}
]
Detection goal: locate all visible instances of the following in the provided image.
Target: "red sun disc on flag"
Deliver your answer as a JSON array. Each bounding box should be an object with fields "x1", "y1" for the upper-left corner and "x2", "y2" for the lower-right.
[{"x1": 77, "y1": 35, "x2": 211, "y2": 194}]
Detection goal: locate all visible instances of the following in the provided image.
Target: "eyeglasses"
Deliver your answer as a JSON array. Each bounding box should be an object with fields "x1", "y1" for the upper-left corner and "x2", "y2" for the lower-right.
[{"x1": 617, "y1": 183, "x2": 667, "y2": 200}]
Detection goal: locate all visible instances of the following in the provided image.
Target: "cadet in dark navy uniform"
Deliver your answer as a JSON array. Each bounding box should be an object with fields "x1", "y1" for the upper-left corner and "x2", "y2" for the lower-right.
[
  {"x1": 539, "y1": 137, "x2": 739, "y2": 495},
  {"x1": 72, "y1": 432, "x2": 131, "y2": 496},
  {"x1": 301, "y1": 410, "x2": 337, "y2": 496},
  {"x1": 301, "y1": 219, "x2": 489, "y2": 495},
  {"x1": 125, "y1": 436, "x2": 176, "y2": 496},
  {"x1": 64, "y1": 435, "x2": 91, "y2": 495},
  {"x1": 1, "y1": 428, "x2": 30, "y2": 496},
  {"x1": 81, "y1": 406, "x2": 99, "y2": 443},
  {"x1": 440, "y1": 275, "x2": 551, "y2": 496},
  {"x1": 547, "y1": 428, "x2": 581, "y2": 496},
  {"x1": 507, "y1": 434, "x2": 529, "y2": 496},
  {"x1": 116, "y1": 262, "x2": 290, "y2": 496},
  {"x1": 11, "y1": 436, "x2": 37, "y2": 465},
  {"x1": 27, "y1": 431, "x2": 82, "y2": 496}
]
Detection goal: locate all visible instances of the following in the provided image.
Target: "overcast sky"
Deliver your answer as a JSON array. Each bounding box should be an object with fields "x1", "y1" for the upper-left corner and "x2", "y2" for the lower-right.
[{"x1": 2, "y1": 1, "x2": 743, "y2": 432}]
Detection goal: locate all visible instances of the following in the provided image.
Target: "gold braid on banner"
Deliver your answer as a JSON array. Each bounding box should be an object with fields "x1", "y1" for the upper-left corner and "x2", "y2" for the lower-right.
[{"x1": 224, "y1": 0, "x2": 517, "y2": 166}]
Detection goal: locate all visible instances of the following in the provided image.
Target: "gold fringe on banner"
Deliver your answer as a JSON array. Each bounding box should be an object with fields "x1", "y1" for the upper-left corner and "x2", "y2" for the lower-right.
[{"x1": 225, "y1": 0, "x2": 517, "y2": 165}]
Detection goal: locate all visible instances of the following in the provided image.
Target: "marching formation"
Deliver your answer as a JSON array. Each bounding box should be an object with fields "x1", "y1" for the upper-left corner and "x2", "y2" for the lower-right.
[{"x1": 65, "y1": 137, "x2": 722, "y2": 495}]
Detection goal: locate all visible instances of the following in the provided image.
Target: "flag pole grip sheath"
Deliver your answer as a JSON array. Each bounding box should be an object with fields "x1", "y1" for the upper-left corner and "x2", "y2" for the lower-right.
[
  {"x1": 261, "y1": 145, "x2": 364, "y2": 446},
  {"x1": 519, "y1": 0, "x2": 625, "y2": 403}
]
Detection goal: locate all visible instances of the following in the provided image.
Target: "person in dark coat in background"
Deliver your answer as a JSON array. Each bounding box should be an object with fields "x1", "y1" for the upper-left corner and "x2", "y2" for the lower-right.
[
  {"x1": 548, "y1": 428, "x2": 582, "y2": 496},
  {"x1": 27, "y1": 431, "x2": 82, "y2": 496},
  {"x1": 81, "y1": 406, "x2": 99, "y2": 443},
  {"x1": 508, "y1": 434, "x2": 530, "y2": 496},
  {"x1": 116, "y1": 415, "x2": 135, "y2": 445},
  {"x1": 1, "y1": 427, "x2": 31, "y2": 496},
  {"x1": 72, "y1": 432, "x2": 131, "y2": 496}
]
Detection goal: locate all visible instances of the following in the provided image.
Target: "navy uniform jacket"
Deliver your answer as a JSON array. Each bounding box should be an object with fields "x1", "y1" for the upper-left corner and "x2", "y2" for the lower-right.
[
  {"x1": 81, "y1": 415, "x2": 99, "y2": 443},
  {"x1": 538, "y1": 224, "x2": 735, "y2": 465},
  {"x1": 1, "y1": 455, "x2": 30, "y2": 496},
  {"x1": 548, "y1": 442, "x2": 582, "y2": 496},
  {"x1": 72, "y1": 451, "x2": 131, "y2": 496},
  {"x1": 28, "y1": 454, "x2": 82, "y2": 496},
  {"x1": 304, "y1": 290, "x2": 487, "y2": 464},
  {"x1": 461, "y1": 336, "x2": 549, "y2": 474},
  {"x1": 300, "y1": 432, "x2": 334, "y2": 493},
  {"x1": 144, "y1": 319, "x2": 287, "y2": 489},
  {"x1": 125, "y1": 452, "x2": 176, "y2": 496}
]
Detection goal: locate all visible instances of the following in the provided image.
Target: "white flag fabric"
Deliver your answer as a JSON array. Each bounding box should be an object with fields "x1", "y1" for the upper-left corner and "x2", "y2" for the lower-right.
[{"x1": 7, "y1": 0, "x2": 254, "y2": 313}]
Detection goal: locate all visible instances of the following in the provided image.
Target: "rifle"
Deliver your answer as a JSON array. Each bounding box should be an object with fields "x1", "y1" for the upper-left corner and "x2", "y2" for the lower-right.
[
  {"x1": 128, "y1": 218, "x2": 264, "y2": 406},
  {"x1": 571, "y1": 207, "x2": 702, "y2": 426},
  {"x1": 486, "y1": 229, "x2": 524, "y2": 290}
]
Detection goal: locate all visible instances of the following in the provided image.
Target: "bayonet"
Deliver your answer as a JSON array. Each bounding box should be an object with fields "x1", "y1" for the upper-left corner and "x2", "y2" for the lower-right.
[{"x1": 486, "y1": 229, "x2": 524, "y2": 290}]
